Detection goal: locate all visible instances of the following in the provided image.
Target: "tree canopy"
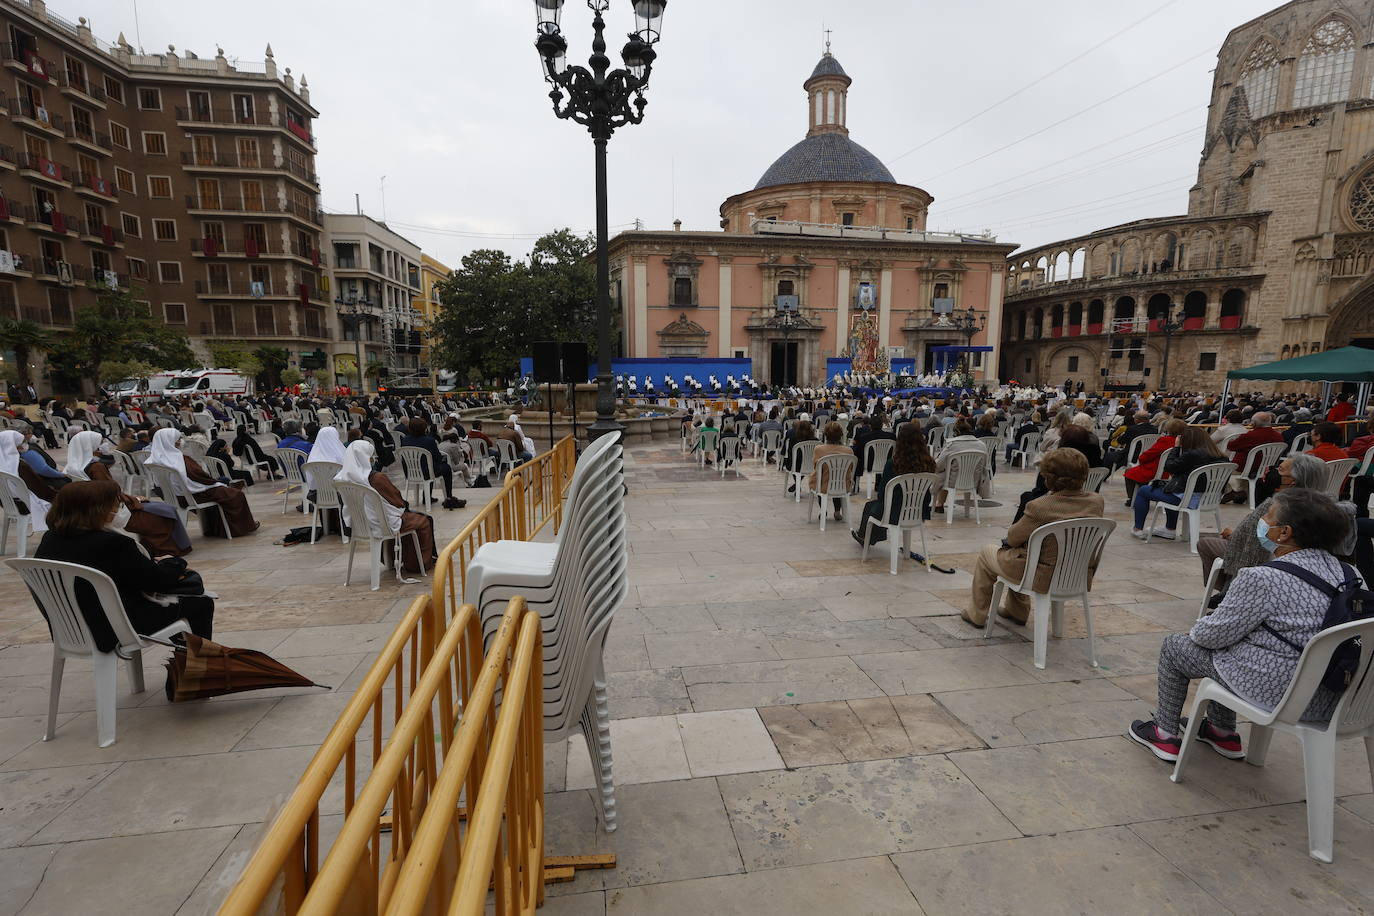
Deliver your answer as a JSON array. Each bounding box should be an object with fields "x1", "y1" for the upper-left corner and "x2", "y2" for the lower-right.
[
  {"x1": 431, "y1": 229, "x2": 600, "y2": 381},
  {"x1": 46, "y1": 288, "x2": 196, "y2": 391}
]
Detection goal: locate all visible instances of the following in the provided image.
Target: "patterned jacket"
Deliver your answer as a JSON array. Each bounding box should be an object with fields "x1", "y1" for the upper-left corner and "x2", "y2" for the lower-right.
[{"x1": 1190, "y1": 547, "x2": 1351, "y2": 721}]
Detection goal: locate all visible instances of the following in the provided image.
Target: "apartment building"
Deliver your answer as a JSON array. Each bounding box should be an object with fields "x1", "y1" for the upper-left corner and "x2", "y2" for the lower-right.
[
  {"x1": 325, "y1": 213, "x2": 425, "y2": 390},
  {"x1": 414, "y1": 252, "x2": 450, "y2": 389},
  {"x1": 0, "y1": 0, "x2": 324, "y2": 379}
]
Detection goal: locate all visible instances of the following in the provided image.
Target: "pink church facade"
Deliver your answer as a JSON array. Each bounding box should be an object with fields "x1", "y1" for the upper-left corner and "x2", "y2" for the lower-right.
[{"x1": 608, "y1": 51, "x2": 1016, "y2": 386}]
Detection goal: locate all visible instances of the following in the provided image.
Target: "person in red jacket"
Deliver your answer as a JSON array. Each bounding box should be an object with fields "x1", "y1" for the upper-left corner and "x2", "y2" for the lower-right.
[
  {"x1": 1327, "y1": 393, "x2": 1355, "y2": 424},
  {"x1": 1123, "y1": 418, "x2": 1186, "y2": 508},
  {"x1": 1220, "y1": 411, "x2": 1285, "y2": 503},
  {"x1": 1305, "y1": 422, "x2": 1348, "y2": 462},
  {"x1": 1348, "y1": 417, "x2": 1374, "y2": 515}
]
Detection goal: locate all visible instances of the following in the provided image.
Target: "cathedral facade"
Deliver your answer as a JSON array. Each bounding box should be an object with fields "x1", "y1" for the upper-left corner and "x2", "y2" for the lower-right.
[
  {"x1": 1002, "y1": 0, "x2": 1374, "y2": 391},
  {"x1": 607, "y1": 53, "x2": 1015, "y2": 387}
]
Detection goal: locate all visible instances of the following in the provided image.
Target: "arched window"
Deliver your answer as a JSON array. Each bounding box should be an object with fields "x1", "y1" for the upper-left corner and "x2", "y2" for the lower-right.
[
  {"x1": 1238, "y1": 38, "x2": 1280, "y2": 118},
  {"x1": 1087, "y1": 299, "x2": 1105, "y2": 330},
  {"x1": 1069, "y1": 247, "x2": 1086, "y2": 279},
  {"x1": 1053, "y1": 251, "x2": 1070, "y2": 282},
  {"x1": 1294, "y1": 19, "x2": 1355, "y2": 108},
  {"x1": 1113, "y1": 296, "x2": 1135, "y2": 324},
  {"x1": 1220, "y1": 289, "x2": 1246, "y2": 328}
]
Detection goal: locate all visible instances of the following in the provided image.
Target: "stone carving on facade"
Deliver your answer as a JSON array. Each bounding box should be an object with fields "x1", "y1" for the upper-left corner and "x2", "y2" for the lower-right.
[
  {"x1": 656, "y1": 312, "x2": 710, "y2": 357},
  {"x1": 1333, "y1": 233, "x2": 1374, "y2": 277}
]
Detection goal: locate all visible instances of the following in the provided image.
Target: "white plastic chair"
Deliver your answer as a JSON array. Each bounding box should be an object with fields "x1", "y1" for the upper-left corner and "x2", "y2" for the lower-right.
[
  {"x1": 1147, "y1": 462, "x2": 1234, "y2": 554},
  {"x1": 1235, "y1": 441, "x2": 1288, "y2": 509},
  {"x1": 1009, "y1": 431, "x2": 1040, "y2": 468},
  {"x1": 494, "y1": 438, "x2": 519, "y2": 476},
  {"x1": 1288, "y1": 431, "x2": 1311, "y2": 456},
  {"x1": 679, "y1": 422, "x2": 692, "y2": 455},
  {"x1": 1319, "y1": 457, "x2": 1359, "y2": 500},
  {"x1": 1085, "y1": 465, "x2": 1110, "y2": 493},
  {"x1": 757, "y1": 429, "x2": 782, "y2": 466},
  {"x1": 693, "y1": 428, "x2": 719, "y2": 468},
  {"x1": 807, "y1": 452, "x2": 857, "y2": 531},
  {"x1": 982, "y1": 516, "x2": 1116, "y2": 669},
  {"x1": 397, "y1": 446, "x2": 439, "y2": 511},
  {"x1": 7, "y1": 557, "x2": 190, "y2": 747},
  {"x1": 271, "y1": 447, "x2": 309, "y2": 514},
  {"x1": 926, "y1": 425, "x2": 946, "y2": 452},
  {"x1": 111, "y1": 450, "x2": 150, "y2": 498},
  {"x1": 864, "y1": 438, "x2": 896, "y2": 498},
  {"x1": 302, "y1": 460, "x2": 345, "y2": 543},
  {"x1": 1126, "y1": 433, "x2": 1160, "y2": 468},
  {"x1": 468, "y1": 436, "x2": 495, "y2": 476},
  {"x1": 1170, "y1": 617, "x2": 1374, "y2": 863},
  {"x1": 201, "y1": 454, "x2": 234, "y2": 484},
  {"x1": 856, "y1": 472, "x2": 940, "y2": 574},
  {"x1": 179, "y1": 437, "x2": 208, "y2": 463},
  {"x1": 941, "y1": 451, "x2": 987, "y2": 525},
  {"x1": 785, "y1": 439, "x2": 819, "y2": 501},
  {"x1": 145, "y1": 464, "x2": 233, "y2": 539},
  {"x1": 718, "y1": 435, "x2": 743, "y2": 477},
  {"x1": 0, "y1": 470, "x2": 35, "y2": 556},
  {"x1": 334, "y1": 480, "x2": 426, "y2": 591},
  {"x1": 1197, "y1": 556, "x2": 1225, "y2": 620}
]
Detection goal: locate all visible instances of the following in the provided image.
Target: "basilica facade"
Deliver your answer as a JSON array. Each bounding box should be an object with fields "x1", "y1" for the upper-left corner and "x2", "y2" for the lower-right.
[
  {"x1": 607, "y1": 53, "x2": 1015, "y2": 387},
  {"x1": 1002, "y1": 0, "x2": 1374, "y2": 391}
]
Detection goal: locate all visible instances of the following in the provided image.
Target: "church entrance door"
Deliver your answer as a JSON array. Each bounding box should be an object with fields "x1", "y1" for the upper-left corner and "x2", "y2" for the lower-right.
[{"x1": 770, "y1": 341, "x2": 798, "y2": 387}]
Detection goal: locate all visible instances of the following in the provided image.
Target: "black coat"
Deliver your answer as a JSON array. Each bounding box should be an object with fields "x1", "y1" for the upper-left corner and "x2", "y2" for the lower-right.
[{"x1": 35, "y1": 529, "x2": 194, "y2": 652}]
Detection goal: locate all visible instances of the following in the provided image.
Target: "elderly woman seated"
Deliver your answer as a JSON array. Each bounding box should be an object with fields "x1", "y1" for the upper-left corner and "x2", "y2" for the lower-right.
[
  {"x1": 1130, "y1": 488, "x2": 1354, "y2": 762},
  {"x1": 963, "y1": 448, "x2": 1105, "y2": 627}
]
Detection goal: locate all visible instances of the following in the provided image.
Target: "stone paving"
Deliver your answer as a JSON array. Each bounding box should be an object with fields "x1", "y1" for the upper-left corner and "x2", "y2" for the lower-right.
[{"x1": 1, "y1": 438, "x2": 1372, "y2": 914}]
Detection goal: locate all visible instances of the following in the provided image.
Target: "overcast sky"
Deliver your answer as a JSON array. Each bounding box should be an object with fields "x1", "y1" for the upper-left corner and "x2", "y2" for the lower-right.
[{"x1": 75, "y1": 0, "x2": 1285, "y2": 267}]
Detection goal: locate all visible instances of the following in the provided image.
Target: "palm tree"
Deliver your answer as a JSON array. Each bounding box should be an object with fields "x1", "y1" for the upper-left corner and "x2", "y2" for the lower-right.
[{"x1": 0, "y1": 318, "x2": 51, "y2": 393}]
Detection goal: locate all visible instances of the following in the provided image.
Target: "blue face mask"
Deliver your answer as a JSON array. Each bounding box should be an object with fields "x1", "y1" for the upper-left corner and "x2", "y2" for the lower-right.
[{"x1": 1256, "y1": 518, "x2": 1280, "y2": 554}]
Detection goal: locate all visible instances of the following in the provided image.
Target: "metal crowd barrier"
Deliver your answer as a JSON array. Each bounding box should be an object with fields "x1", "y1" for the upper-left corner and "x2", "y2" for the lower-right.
[{"x1": 220, "y1": 436, "x2": 580, "y2": 915}]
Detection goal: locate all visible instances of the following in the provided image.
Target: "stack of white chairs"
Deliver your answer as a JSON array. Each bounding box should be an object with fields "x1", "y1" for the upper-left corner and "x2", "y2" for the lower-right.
[{"x1": 463, "y1": 434, "x2": 628, "y2": 831}]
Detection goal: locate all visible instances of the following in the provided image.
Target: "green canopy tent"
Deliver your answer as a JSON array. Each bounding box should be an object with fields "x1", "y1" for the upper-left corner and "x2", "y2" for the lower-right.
[{"x1": 1223, "y1": 345, "x2": 1374, "y2": 413}]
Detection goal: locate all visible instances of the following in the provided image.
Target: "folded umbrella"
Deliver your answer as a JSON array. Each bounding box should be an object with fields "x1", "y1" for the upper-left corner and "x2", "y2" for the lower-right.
[{"x1": 164, "y1": 634, "x2": 325, "y2": 702}]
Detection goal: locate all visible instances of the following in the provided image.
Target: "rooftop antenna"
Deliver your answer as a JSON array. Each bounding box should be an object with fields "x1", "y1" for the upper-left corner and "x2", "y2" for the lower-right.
[
  {"x1": 131, "y1": 0, "x2": 144, "y2": 53},
  {"x1": 671, "y1": 155, "x2": 676, "y2": 223},
  {"x1": 379, "y1": 175, "x2": 387, "y2": 223}
]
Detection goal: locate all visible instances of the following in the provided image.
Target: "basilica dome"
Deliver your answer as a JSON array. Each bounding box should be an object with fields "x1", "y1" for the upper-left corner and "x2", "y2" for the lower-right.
[{"x1": 755, "y1": 132, "x2": 896, "y2": 190}]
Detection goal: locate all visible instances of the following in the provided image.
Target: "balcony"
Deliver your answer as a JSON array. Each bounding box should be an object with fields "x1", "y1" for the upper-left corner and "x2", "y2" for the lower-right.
[
  {"x1": 64, "y1": 122, "x2": 112, "y2": 157},
  {"x1": 184, "y1": 194, "x2": 322, "y2": 226},
  {"x1": 19, "y1": 152, "x2": 71, "y2": 186},
  {"x1": 18, "y1": 204, "x2": 77, "y2": 234},
  {"x1": 196, "y1": 321, "x2": 334, "y2": 341},
  {"x1": 35, "y1": 258, "x2": 90, "y2": 285},
  {"x1": 79, "y1": 223, "x2": 124, "y2": 247},
  {"x1": 74, "y1": 170, "x2": 117, "y2": 200},
  {"x1": 13, "y1": 97, "x2": 64, "y2": 136},
  {"x1": 174, "y1": 106, "x2": 274, "y2": 128},
  {"x1": 1, "y1": 43, "x2": 58, "y2": 84},
  {"x1": 0, "y1": 144, "x2": 14, "y2": 172},
  {"x1": 58, "y1": 72, "x2": 105, "y2": 108},
  {"x1": 0, "y1": 251, "x2": 34, "y2": 275},
  {"x1": 195, "y1": 278, "x2": 285, "y2": 298}
]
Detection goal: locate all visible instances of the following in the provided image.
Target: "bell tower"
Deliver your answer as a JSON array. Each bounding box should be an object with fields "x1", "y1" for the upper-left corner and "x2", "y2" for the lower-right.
[{"x1": 805, "y1": 44, "x2": 851, "y2": 138}]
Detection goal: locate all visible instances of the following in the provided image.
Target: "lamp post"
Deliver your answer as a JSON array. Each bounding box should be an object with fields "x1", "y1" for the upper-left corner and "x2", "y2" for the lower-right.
[
  {"x1": 954, "y1": 307, "x2": 986, "y2": 379},
  {"x1": 337, "y1": 290, "x2": 373, "y2": 395},
  {"x1": 1158, "y1": 302, "x2": 1184, "y2": 392},
  {"x1": 533, "y1": 0, "x2": 666, "y2": 441}
]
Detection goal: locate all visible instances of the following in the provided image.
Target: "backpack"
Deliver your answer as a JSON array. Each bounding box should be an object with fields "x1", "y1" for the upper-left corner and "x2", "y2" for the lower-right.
[{"x1": 1262, "y1": 560, "x2": 1374, "y2": 694}]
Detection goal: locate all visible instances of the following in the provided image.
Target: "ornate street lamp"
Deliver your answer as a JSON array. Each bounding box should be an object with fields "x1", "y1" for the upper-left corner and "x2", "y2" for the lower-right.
[
  {"x1": 953, "y1": 307, "x2": 986, "y2": 379},
  {"x1": 533, "y1": 0, "x2": 667, "y2": 440},
  {"x1": 775, "y1": 305, "x2": 799, "y2": 388},
  {"x1": 1158, "y1": 301, "x2": 1184, "y2": 391}
]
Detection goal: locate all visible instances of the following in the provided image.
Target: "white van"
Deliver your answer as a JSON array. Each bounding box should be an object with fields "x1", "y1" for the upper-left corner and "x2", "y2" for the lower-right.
[
  {"x1": 162, "y1": 368, "x2": 255, "y2": 399},
  {"x1": 106, "y1": 372, "x2": 181, "y2": 401}
]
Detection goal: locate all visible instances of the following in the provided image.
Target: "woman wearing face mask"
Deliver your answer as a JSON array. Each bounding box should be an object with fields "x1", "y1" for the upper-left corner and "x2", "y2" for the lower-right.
[
  {"x1": 1129, "y1": 488, "x2": 1356, "y2": 763},
  {"x1": 63, "y1": 430, "x2": 192, "y2": 557}
]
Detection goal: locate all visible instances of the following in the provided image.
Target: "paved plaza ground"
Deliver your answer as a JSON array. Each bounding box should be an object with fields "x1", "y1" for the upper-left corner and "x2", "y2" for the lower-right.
[{"x1": 1, "y1": 438, "x2": 1372, "y2": 915}]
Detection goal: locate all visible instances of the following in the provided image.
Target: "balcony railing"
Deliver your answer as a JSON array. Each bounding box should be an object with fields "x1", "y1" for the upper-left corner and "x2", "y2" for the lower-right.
[
  {"x1": 196, "y1": 321, "x2": 334, "y2": 340},
  {"x1": 282, "y1": 158, "x2": 317, "y2": 184},
  {"x1": 14, "y1": 97, "x2": 63, "y2": 132},
  {"x1": 180, "y1": 150, "x2": 267, "y2": 170},
  {"x1": 59, "y1": 72, "x2": 105, "y2": 103},
  {"x1": 184, "y1": 194, "x2": 322, "y2": 224},
  {"x1": 196, "y1": 278, "x2": 282, "y2": 296},
  {"x1": 19, "y1": 152, "x2": 68, "y2": 182},
  {"x1": 36, "y1": 258, "x2": 91, "y2": 283},
  {"x1": 193, "y1": 238, "x2": 279, "y2": 257},
  {"x1": 0, "y1": 251, "x2": 33, "y2": 273},
  {"x1": 65, "y1": 122, "x2": 112, "y2": 151},
  {"x1": 1, "y1": 43, "x2": 58, "y2": 83},
  {"x1": 75, "y1": 170, "x2": 117, "y2": 198},
  {"x1": 174, "y1": 106, "x2": 274, "y2": 127}
]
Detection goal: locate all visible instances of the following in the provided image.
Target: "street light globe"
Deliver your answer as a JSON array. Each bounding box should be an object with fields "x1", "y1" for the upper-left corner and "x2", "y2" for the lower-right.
[
  {"x1": 631, "y1": 0, "x2": 666, "y2": 43},
  {"x1": 621, "y1": 36, "x2": 653, "y2": 79},
  {"x1": 534, "y1": 0, "x2": 564, "y2": 30},
  {"x1": 536, "y1": 28, "x2": 569, "y2": 75}
]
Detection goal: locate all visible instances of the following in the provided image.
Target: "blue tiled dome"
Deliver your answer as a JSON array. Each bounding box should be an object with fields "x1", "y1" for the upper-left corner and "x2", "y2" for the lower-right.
[{"x1": 755, "y1": 132, "x2": 896, "y2": 190}]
